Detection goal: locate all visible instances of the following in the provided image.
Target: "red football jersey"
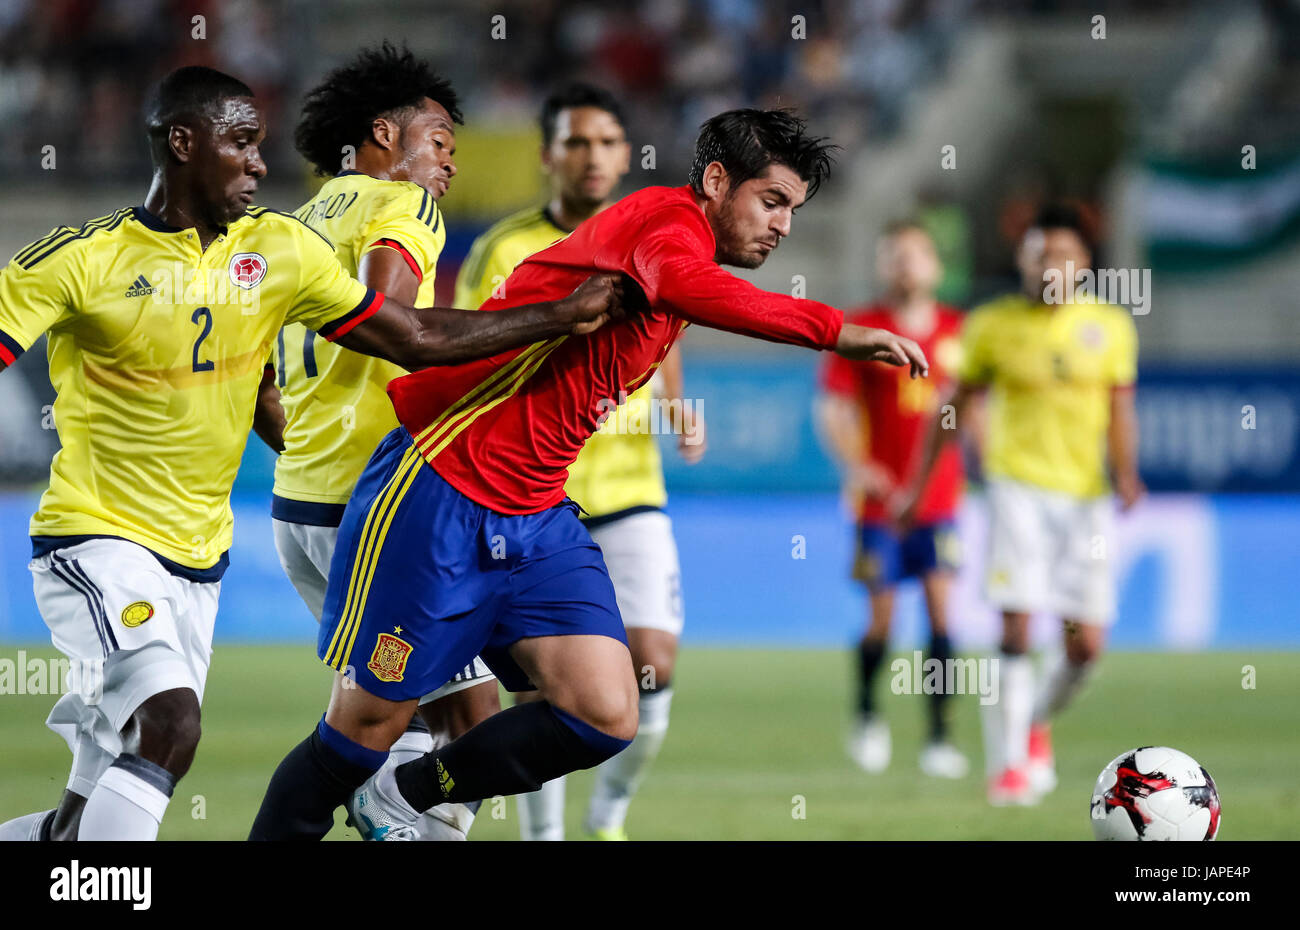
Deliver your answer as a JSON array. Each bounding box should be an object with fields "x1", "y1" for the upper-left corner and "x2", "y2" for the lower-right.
[
  {"x1": 820, "y1": 304, "x2": 965, "y2": 524},
  {"x1": 388, "y1": 185, "x2": 845, "y2": 514}
]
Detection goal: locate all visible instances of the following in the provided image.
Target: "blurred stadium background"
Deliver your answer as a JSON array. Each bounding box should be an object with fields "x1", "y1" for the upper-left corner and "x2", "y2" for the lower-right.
[{"x1": 1, "y1": 0, "x2": 1298, "y2": 839}]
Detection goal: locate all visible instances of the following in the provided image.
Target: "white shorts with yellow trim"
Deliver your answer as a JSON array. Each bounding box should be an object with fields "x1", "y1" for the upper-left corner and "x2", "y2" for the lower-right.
[
  {"x1": 30, "y1": 537, "x2": 219, "y2": 782},
  {"x1": 586, "y1": 508, "x2": 684, "y2": 636},
  {"x1": 985, "y1": 477, "x2": 1117, "y2": 625}
]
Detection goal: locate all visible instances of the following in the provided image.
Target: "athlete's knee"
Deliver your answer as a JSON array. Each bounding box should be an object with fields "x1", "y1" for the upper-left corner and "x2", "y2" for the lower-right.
[
  {"x1": 565, "y1": 680, "x2": 638, "y2": 743},
  {"x1": 1063, "y1": 620, "x2": 1104, "y2": 664},
  {"x1": 126, "y1": 688, "x2": 202, "y2": 777}
]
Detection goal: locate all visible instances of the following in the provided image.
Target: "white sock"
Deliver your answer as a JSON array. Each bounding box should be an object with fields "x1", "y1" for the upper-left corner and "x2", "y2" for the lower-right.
[
  {"x1": 1033, "y1": 657, "x2": 1095, "y2": 723},
  {"x1": 388, "y1": 724, "x2": 477, "y2": 839},
  {"x1": 389, "y1": 726, "x2": 434, "y2": 763},
  {"x1": 518, "y1": 776, "x2": 566, "y2": 841},
  {"x1": 999, "y1": 653, "x2": 1035, "y2": 771},
  {"x1": 0, "y1": 809, "x2": 54, "y2": 841},
  {"x1": 585, "y1": 688, "x2": 672, "y2": 833},
  {"x1": 77, "y1": 755, "x2": 174, "y2": 840},
  {"x1": 980, "y1": 692, "x2": 1004, "y2": 778}
]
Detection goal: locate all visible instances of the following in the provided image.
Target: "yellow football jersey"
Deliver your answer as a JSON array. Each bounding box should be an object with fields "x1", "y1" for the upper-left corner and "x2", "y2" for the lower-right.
[
  {"x1": 959, "y1": 292, "x2": 1138, "y2": 498},
  {"x1": 272, "y1": 173, "x2": 445, "y2": 517},
  {"x1": 0, "y1": 205, "x2": 378, "y2": 572},
  {"x1": 454, "y1": 205, "x2": 667, "y2": 519}
]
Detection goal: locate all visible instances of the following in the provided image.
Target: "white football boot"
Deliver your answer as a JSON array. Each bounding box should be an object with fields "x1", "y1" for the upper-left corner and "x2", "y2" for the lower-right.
[
  {"x1": 348, "y1": 761, "x2": 420, "y2": 841},
  {"x1": 919, "y1": 742, "x2": 970, "y2": 779},
  {"x1": 848, "y1": 715, "x2": 891, "y2": 773}
]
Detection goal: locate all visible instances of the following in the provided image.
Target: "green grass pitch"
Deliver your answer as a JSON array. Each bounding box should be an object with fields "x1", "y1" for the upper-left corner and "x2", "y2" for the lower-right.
[{"x1": 1, "y1": 645, "x2": 1296, "y2": 840}]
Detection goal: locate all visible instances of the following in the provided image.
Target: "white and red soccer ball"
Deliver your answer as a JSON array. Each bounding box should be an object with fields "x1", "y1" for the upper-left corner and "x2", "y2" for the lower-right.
[{"x1": 1090, "y1": 746, "x2": 1221, "y2": 841}]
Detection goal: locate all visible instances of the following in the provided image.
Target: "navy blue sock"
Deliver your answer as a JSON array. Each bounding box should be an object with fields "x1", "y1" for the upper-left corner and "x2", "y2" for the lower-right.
[
  {"x1": 927, "y1": 633, "x2": 953, "y2": 741},
  {"x1": 857, "y1": 637, "x2": 886, "y2": 716},
  {"x1": 394, "y1": 700, "x2": 630, "y2": 811},
  {"x1": 248, "y1": 717, "x2": 387, "y2": 841}
]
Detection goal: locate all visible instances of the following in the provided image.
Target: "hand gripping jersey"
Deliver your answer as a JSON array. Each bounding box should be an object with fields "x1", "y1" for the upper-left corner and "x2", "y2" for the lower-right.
[
  {"x1": 0, "y1": 205, "x2": 381, "y2": 572},
  {"x1": 454, "y1": 204, "x2": 666, "y2": 520},
  {"x1": 272, "y1": 172, "x2": 445, "y2": 523},
  {"x1": 389, "y1": 185, "x2": 844, "y2": 514}
]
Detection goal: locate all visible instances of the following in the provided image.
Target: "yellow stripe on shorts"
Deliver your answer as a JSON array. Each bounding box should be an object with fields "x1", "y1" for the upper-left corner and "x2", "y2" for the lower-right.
[{"x1": 324, "y1": 444, "x2": 421, "y2": 669}]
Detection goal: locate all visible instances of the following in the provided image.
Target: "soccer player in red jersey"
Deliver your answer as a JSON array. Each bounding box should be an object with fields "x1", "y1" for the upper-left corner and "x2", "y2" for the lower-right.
[
  {"x1": 816, "y1": 221, "x2": 968, "y2": 780},
  {"x1": 250, "y1": 109, "x2": 930, "y2": 840}
]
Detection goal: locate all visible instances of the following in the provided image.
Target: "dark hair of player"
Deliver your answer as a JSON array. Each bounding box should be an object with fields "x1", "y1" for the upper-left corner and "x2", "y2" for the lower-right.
[
  {"x1": 688, "y1": 108, "x2": 838, "y2": 201},
  {"x1": 295, "y1": 41, "x2": 463, "y2": 177},
  {"x1": 144, "y1": 66, "x2": 255, "y2": 168},
  {"x1": 539, "y1": 83, "x2": 627, "y2": 146},
  {"x1": 1032, "y1": 201, "x2": 1093, "y2": 250}
]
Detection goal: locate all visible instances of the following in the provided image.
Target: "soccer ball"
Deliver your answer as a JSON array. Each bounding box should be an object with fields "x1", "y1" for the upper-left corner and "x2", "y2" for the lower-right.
[{"x1": 1090, "y1": 746, "x2": 1221, "y2": 841}]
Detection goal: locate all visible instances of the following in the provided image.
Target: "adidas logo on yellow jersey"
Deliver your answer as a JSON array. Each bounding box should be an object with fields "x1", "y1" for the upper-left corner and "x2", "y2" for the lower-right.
[{"x1": 123, "y1": 274, "x2": 155, "y2": 298}]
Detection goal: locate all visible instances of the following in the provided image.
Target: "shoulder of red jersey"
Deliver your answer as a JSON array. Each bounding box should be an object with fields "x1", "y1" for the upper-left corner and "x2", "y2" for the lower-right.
[{"x1": 844, "y1": 305, "x2": 894, "y2": 329}]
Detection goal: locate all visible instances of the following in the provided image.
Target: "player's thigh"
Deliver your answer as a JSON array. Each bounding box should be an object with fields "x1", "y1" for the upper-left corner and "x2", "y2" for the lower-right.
[
  {"x1": 903, "y1": 522, "x2": 960, "y2": 634},
  {"x1": 1061, "y1": 618, "x2": 1107, "y2": 664},
  {"x1": 417, "y1": 662, "x2": 502, "y2": 741},
  {"x1": 508, "y1": 634, "x2": 638, "y2": 739},
  {"x1": 324, "y1": 672, "x2": 419, "y2": 752},
  {"x1": 272, "y1": 519, "x2": 336, "y2": 621},
  {"x1": 587, "y1": 510, "x2": 684, "y2": 638},
  {"x1": 986, "y1": 479, "x2": 1051, "y2": 614},
  {"x1": 853, "y1": 523, "x2": 903, "y2": 618},
  {"x1": 31, "y1": 538, "x2": 218, "y2": 761}
]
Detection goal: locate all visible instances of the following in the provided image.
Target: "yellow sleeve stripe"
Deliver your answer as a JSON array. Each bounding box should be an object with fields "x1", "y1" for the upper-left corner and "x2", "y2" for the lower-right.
[
  {"x1": 16, "y1": 208, "x2": 131, "y2": 269},
  {"x1": 410, "y1": 337, "x2": 561, "y2": 453},
  {"x1": 417, "y1": 336, "x2": 567, "y2": 461},
  {"x1": 323, "y1": 444, "x2": 424, "y2": 670}
]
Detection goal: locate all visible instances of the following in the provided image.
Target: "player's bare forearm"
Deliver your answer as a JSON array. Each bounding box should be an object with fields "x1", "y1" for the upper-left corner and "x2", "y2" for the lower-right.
[
  {"x1": 253, "y1": 365, "x2": 285, "y2": 454},
  {"x1": 335, "y1": 273, "x2": 629, "y2": 369},
  {"x1": 658, "y1": 343, "x2": 685, "y2": 401},
  {"x1": 895, "y1": 382, "x2": 976, "y2": 525},
  {"x1": 834, "y1": 323, "x2": 928, "y2": 377},
  {"x1": 1109, "y1": 385, "x2": 1144, "y2": 509},
  {"x1": 813, "y1": 393, "x2": 865, "y2": 471}
]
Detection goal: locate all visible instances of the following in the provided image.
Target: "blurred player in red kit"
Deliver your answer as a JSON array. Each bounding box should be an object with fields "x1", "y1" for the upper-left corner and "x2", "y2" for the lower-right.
[{"x1": 817, "y1": 220, "x2": 969, "y2": 779}]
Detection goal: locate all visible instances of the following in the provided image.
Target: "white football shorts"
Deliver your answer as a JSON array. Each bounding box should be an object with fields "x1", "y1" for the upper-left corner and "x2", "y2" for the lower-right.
[
  {"x1": 587, "y1": 508, "x2": 684, "y2": 636},
  {"x1": 271, "y1": 517, "x2": 495, "y2": 700},
  {"x1": 31, "y1": 537, "x2": 219, "y2": 792},
  {"x1": 985, "y1": 477, "x2": 1117, "y2": 625}
]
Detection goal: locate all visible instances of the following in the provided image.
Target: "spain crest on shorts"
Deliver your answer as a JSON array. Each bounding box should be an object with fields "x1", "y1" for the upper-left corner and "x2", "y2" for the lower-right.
[{"x1": 367, "y1": 631, "x2": 413, "y2": 683}]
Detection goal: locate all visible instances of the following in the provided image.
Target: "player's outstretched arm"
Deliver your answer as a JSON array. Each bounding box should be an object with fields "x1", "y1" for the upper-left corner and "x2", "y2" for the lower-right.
[
  {"x1": 334, "y1": 272, "x2": 630, "y2": 369},
  {"x1": 834, "y1": 323, "x2": 929, "y2": 377}
]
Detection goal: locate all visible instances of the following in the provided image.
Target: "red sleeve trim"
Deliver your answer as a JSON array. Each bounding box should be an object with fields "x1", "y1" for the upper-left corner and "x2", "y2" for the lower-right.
[
  {"x1": 0, "y1": 329, "x2": 22, "y2": 365},
  {"x1": 319, "y1": 289, "x2": 385, "y2": 342},
  {"x1": 369, "y1": 238, "x2": 423, "y2": 283}
]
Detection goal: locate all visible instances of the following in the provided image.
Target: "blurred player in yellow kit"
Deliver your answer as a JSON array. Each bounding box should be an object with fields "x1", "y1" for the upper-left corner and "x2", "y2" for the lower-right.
[
  {"x1": 901, "y1": 204, "x2": 1143, "y2": 806},
  {"x1": 455, "y1": 83, "x2": 705, "y2": 840},
  {"x1": 253, "y1": 45, "x2": 503, "y2": 841}
]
